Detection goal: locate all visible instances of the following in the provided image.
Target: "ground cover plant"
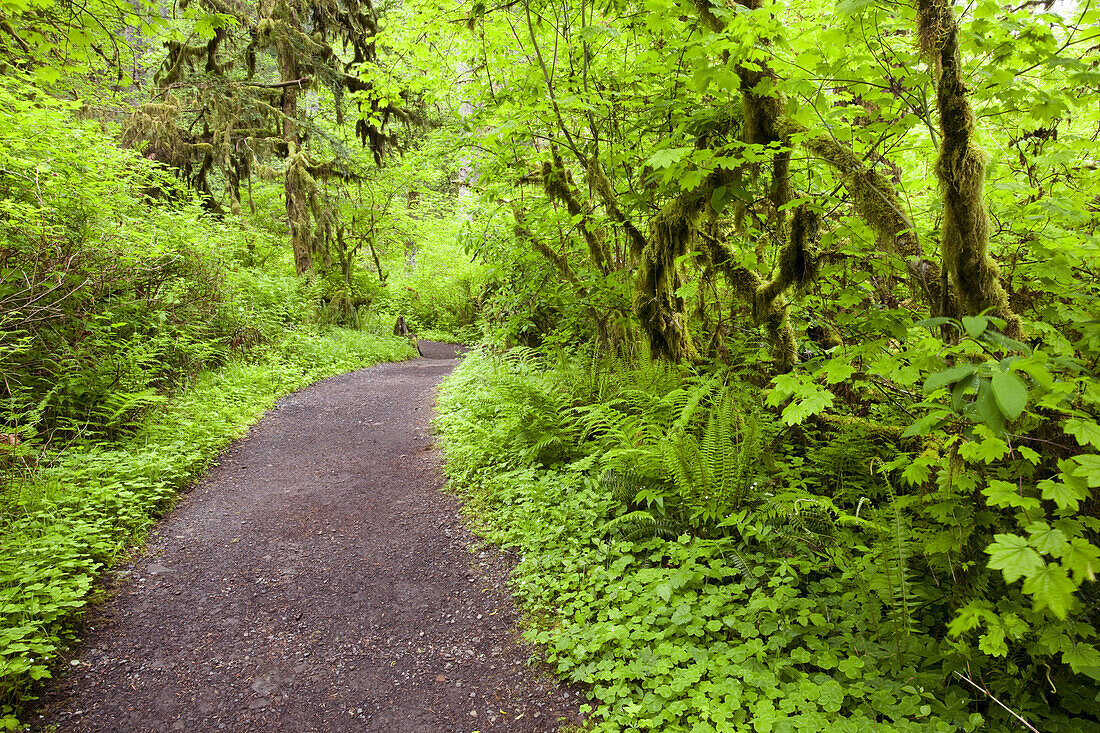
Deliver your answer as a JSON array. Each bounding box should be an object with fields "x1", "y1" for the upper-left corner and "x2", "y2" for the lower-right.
[
  {"x1": 2, "y1": 0, "x2": 1098, "y2": 727},
  {"x1": 0, "y1": 326, "x2": 414, "y2": 726},
  {"x1": 425, "y1": 0, "x2": 1100, "y2": 728},
  {"x1": 437, "y1": 345, "x2": 1098, "y2": 732}
]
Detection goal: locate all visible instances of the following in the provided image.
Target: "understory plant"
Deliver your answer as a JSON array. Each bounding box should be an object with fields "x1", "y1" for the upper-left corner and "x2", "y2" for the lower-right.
[
  {"x1": 437, "y1": 346, "x2": 1098, "y2": 732},
  {"x1": 0, "y1": 80, "x2": 419, "y2": 726}
]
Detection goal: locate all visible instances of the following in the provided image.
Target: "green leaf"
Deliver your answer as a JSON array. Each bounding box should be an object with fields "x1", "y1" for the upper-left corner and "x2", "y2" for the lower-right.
[
  {"x1": 817, "y1": 358, "x2": 855, "y2": 384},
  {"x1": 1063, "y1": 418, "x2": 1100, "y2": 449},
  {"x1": 1040, "y1": 475, "x2": 1089, "y2": 512},
  {"x1": 960, "y1": 427, "x2": 1009, "y2": 464},
  {"x1": 924, "y1": 363, "x2": 978, "y2": 394},
  {"x1": 979, "y1": 626, "x2": 1008, "y2": 657},
  {"x1": 902, "y1": 411, "x2": 950, "y2": 437},
  {"x1": 982, "y1": 478, "x2": 1039, "y2": 510},
  {"x1": 1017, "y1": 445, "x2": 1041, "y2": 464},
  {"x1": 961, "y1": 316, "x2": 988, "y2": 338},
  {"x1": 1063, "y1": 539, "x2": 1100, "y2": 583},
  {"x1": 1022, "y1": 563, "x2": 1076, "y2": 619},
  {"x1": 836, "y1": 0, "x2": 876, "y2": 14},
  {"x1": 1071, "y1": 454, "x2": 1100, "y2": 488},
  {"x1": 1027, "y1": 521, "x2": 1069, "y2": 557},
  {"x1": 972, "y1": 380, "x2": 1005, "y2": 432},
  {"x1": 900, "y1": 453, "x2": 937, "y2": 485},
  {"x1": 780, "y1": 388, "x2": 834, "y2": 426},
  {"x1": 645, "y1": 146, "x2": 691, "y2": 169},
  {"x1": 987, "y1": 533, "x2": 1044, "y2": 583},
  {"x1": 710, "y1": 185, "x2": 735, "y2": 215},
  {"x1": 34, "y1": 66, "x2": 62, "y2": 85},
  {"x1": 947, "y1": 602, "x2": 994, "y2": 637},
  {"x1": 1062, "y1": 642, "x2": 1100, "y2": 678},
  {"x1": 990, "y1": 371, "x2": 1028, "y2": 420},
  {"x1": 915, "y1": 316, "x2": 954, "y2": 330}
]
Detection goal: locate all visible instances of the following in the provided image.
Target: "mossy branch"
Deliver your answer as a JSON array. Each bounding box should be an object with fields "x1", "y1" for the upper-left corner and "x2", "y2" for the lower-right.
[
  {"x1": 514, "y1": 208, "x2": 581, "y2": 287},
  {"x1": 635, "y1": 194, "x2": 703, "y2": 363},
  {"x1": 542, "y1": 147, "x2": 612, "y2": 275},
  {"x1": 585, "y1": 155, "x2": 647, "y2": 260},
  {"x1": 700, "y1": 207, "x2": 823, "y2": 373}
]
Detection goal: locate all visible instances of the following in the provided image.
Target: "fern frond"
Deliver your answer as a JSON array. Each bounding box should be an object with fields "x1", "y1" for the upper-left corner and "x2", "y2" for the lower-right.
[
  {"x1": 750, "y1": 490, "x2": 841, "y2": 553},
  {"x1": 601, "y1": 510, "x2": 686, "y2": 543},
  {"x1": 722, "y1": 545, "x2": 753, "y2": 577},
  {"x1": 669, "y1": 376, "x2": 720, "y2": 435},
  {"x1": 663, "y1": 429, "x2": 704, "y2": 506},
  {"x1": 863, "y1": 482, "x2": 916, "y2": 666},
  {"x1": 730, "y1": 410, "x2": 761, "y2": 509},
  {"x1": 600, "y1": 468, "x2": 641, "y2": 506}
]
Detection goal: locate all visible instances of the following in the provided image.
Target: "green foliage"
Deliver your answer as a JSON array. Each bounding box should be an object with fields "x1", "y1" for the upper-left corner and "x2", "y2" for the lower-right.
[
  {"x1": 0, "y1": 80, "x2": 417, "y2": 721},
  {"x1": 5, "y1": 0, "x2": 1100, "y2": 726},
  {"x1": 662, "y1": 392, "x2": 762, "y2": 527},
  {"x1": 0, "y1": 0, "x2": 153, "y2": 86},
  {"x1": 0, "y1": 80, "x2": 282, "y2": 444},
  {"x1": 437, "y1": 349, "x2": 993, "y2": 731},
  {"x1": 307, "y1": 270, "x2": 382, "y2": 328}
]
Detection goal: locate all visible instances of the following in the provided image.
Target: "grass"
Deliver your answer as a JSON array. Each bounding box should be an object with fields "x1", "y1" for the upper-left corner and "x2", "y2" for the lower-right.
[{"x1": 0, "y1": 327, "x2": 415, "y2": 727}]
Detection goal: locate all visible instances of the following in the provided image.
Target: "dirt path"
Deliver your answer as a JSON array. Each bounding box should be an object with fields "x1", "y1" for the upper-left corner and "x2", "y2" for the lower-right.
[{"x1": 29, "y1": 342, "x2": 585, "y2": 733}]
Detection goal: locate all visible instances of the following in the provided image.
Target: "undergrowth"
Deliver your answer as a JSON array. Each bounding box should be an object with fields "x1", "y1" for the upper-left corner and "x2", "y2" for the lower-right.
[
  {"x1": 0, "y1": 328, "x2": 414, "y2": 725},
  {"x1": 436, "y1": 347, "x2": 1094, "y2": 732}
]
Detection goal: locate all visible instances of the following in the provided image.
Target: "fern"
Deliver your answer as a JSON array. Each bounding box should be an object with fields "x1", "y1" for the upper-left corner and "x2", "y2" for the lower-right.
[
  {"x1": 752, "y1": 491, "x2": 842, "y2": 553},
  {"x1": 600, "y1": 510, "x2": 687, "y2": 543},
  {"x1": 866, "y1": 483, "x2": 917, "y2": 667},
  {"x1": 801, "y1": 421, "x2": 898, "y2": 503},
  {"x1": 661, "y1": 388, "x2": 763, "y2": 533}
]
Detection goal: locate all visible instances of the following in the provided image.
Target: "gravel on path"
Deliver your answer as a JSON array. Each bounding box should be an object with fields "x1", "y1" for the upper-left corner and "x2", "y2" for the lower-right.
[{"x1": 29, "y1": 342, "x2": 586, "y2": 732}]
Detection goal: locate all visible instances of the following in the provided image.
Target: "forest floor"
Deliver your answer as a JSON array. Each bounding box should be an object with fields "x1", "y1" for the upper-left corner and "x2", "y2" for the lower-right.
[{"x1": 26, "y1": 342, "x2": 586, "y2": 732}]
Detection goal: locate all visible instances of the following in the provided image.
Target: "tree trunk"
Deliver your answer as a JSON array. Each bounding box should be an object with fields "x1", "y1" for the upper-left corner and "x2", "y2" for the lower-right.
[{"x1": 918, "y1": 0, "x2": 1020, "y2": 336}]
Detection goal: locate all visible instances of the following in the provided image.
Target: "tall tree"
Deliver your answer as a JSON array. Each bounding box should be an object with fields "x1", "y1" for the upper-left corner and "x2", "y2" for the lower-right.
[{"x1": 123, "y1": 0, "x2": 414, "y2": 275}]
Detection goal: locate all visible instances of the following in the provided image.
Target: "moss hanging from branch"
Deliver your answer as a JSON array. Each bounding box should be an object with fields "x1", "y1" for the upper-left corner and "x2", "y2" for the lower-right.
[
  {"x1": 585, "y1": 155, "x2": 647, "y2": 260},
  {"x1": 702, "y1": 235, "x2": 796, "y2": 374},
  {"x1": 702, "y1": 205, "x2": 821, "y2": 373},
  {"x1": 689, "y1": 0, "x2": 954, "y2": 318},
  {"x1": 285, "y1": 151, "x2": 322, "y2": 276},
  {"x1": 513, "y1": 207, "x2": 611, "y2": 345},
  {"x1": 542, "y1": 147, "x2": 612, "y2": 275},
  {"x1": 126, "y1": 0, "x2": 415, "y2": 230},
  {"x1": 693, "y1": 0, "x2": 792, "y2": 226},
  {"x1": 917, "y1": 0, "x2": 1020, "y2": 336},
  {"x1": 777, "y1": 117, "x2": 946, "y2": 313},
  {"x1": 757, "y1": 205, "x2": 820, "y2": 308},
  {"x1": 514, "y1": 208, "x2": 581, "y2": 286},
  {"x1": 635, "y1": 195, "x2": 704, "y2": 363}
]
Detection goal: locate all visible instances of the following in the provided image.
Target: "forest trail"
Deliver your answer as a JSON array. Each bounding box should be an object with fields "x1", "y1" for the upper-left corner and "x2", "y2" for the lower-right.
[{"x1": 29, "y1": 342, "x2": 584, "y2": 733}]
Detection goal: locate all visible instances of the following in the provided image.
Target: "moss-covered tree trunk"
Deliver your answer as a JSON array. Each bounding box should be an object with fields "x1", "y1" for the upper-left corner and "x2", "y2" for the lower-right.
[
  {"x1": 636, "y1": 203, "x2": 699, "y2": 363},
  {"x1": 274, "y1": 34, "x2": 314, "y2": 277},
  {"x1": 918, "y1": 0, "x2": 1020, "y2": 336}
]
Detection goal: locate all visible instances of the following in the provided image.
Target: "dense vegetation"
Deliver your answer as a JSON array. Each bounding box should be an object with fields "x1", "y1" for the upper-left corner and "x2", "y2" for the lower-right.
[
  {"x1": 2, "y1": 0, "x2": 1098, "y2": 729},
  {"x1": 429, "y1": 0, "x2": 1100, "y2": 729}
]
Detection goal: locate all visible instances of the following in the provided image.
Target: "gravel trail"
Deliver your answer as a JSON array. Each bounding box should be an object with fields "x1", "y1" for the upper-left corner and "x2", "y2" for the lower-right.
[{"x1": 29, "y1": 342, "x2": 584, "y2": 732}]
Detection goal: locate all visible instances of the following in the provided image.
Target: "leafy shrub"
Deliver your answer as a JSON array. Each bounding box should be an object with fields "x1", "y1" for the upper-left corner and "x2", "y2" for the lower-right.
[
  {"x1": 437, "y1": 347, "x2": 1099, "y2": 731},
  {"x1": 0, "y1": 81, "x2": 278, "y2": 446},
  {"x1": 306, "y1": 270, "x2": 383, "y2": 328}
]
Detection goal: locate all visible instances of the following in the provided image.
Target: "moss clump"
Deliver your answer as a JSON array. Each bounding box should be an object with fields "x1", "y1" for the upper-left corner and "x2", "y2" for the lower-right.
[{"x1": 541, "y1": 147, "x2": 611, "y2": 275}]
